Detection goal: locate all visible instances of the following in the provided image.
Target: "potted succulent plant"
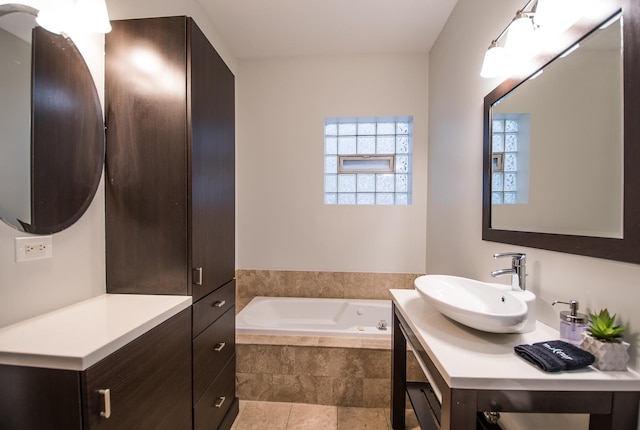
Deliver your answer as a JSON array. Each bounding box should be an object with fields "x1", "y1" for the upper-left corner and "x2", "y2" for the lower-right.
[{"x1": 580, "y1": 309, "x2": 630, "y2": 371}]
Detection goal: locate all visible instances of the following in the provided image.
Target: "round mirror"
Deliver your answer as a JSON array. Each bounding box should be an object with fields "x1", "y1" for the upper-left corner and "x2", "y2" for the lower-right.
[{"x1": 0, "y1": 4, "x2": 104, "y2": 234}]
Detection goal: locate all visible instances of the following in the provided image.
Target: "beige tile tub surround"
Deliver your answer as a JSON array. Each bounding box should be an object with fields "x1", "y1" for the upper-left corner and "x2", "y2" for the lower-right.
[
  {"x1": 235, "y1": 270, "x2": 423, "y2": 312},
  {"x1": 236, "y1": 334, "x2": 427, "y2": 408},
  {"x1": 234, "y1": 271, "x2": 425, "y2": 409}
]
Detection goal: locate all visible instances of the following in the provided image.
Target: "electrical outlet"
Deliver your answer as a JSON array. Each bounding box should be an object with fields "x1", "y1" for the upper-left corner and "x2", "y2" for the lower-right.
[{"x1": 15, "y1": 236, "x2": 53, "y2": 262}]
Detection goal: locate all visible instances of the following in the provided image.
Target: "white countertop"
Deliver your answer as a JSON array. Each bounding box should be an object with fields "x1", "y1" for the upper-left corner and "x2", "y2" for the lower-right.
[
  {"x1": 0, "y1": 294, "x2": 192, "y2": 371},
  {"x1": 391, "y1": 289, "x2": 640, "y2": 392}
]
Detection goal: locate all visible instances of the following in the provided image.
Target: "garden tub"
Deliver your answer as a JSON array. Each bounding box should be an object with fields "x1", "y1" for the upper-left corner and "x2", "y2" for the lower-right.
[{"x1": 235, "y1": 296, "x2": 392, "y2": 338}]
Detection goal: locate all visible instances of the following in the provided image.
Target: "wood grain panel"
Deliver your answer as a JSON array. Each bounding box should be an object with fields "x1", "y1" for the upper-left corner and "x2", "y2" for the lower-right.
[
  {"x1": 30, "y1": 27, "x2": 103, "y2": 234},
  {"x1": 477, "y1": 390, "x2": 612, "y2": 414},
  {"x1": 589, "y1": 392, "x2": 640, "y2": 430},
  {"x1": 105, "y1": 17, "x2": 189, "y2": 295},
  {"x1": 189, "y1": 19, "x2": 236, "y2": 301},
  {"x1": 192, "y1": 279, "x2": 236, "y2": 338},
  {"x1": 81, "y1": 309, "x2": 192, "y2": 430},
  {"x1": 192, "y1": 307, "x2": 235, "y2": 403},
  {"x1": 0, "y1": 365, "x2": 82, "y2": 430},
  {"x1": 193, "y1": 356, "x2": 236, "y2": 430}
]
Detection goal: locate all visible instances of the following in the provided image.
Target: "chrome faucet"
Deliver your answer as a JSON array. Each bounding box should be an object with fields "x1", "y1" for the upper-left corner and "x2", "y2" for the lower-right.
[{"x1": 491, "y1": 252, "x2": 526, "y2": 291}]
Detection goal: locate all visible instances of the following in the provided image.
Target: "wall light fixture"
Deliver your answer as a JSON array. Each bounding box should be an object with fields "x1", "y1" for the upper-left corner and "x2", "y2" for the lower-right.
[
  {"x1": 35, "y1": 0, "x2": 111, "y2": 35},
  {"x1": 76, "y1": 0, "x2": 111, "y2": 33},
  {"x1": 480, "y1": 0, "x2": 584, "y2": 79}
]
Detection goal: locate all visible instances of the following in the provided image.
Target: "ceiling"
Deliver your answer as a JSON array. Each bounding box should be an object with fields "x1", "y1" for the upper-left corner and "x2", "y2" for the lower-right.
[{"x1": 196, "y1": 0, "x2": 458, "y2": 59}]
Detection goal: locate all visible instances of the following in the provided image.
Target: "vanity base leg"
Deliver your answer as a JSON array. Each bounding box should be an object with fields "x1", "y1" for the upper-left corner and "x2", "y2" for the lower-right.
[
  {"x1": 589, "y1": 392, "x2": 640, "y2": 430},
  {"x1": 391, "y1": 307, "x2": 407, "y2": 430},
  {"x1": 441, "y1": 389, "x2": 477, "y2": 430}
]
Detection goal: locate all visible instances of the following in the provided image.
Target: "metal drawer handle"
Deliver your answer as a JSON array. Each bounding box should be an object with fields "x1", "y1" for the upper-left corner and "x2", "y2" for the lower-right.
[
  {"x1": 98, "y1": 389, "x2": 111, "y2": 419},
  {"x1": 193, "y1": 267, "x2": 203, "y2": 286},
  {"x1": 213, "y1": 300, "x2": 226, "y2": 308},
  {"x1": 214, "y1": 396, "x2": 226, "y2": 408},
  {"x1": 213, "y1": 342, "x2": 226, "y2": 352}
]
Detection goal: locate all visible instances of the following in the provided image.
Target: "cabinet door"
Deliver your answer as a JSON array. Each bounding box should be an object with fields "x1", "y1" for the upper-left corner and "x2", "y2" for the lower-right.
[
  {"x1": 81, "y1": 309, "x2": 192, "y2": 430},
  {"x1": 189, "y1": 19, "x2": 236, "y2": 301},
  {"x1": 105, "y1": 17, "x2": 190, "y2": 295}
]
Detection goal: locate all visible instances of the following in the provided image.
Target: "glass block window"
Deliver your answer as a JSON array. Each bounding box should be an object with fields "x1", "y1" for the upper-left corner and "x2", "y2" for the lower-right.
[
  {"x1": 491, "y1": 115, "x2": 527, "y2": 205},
  {"x1": 324, "y1": 117, "x2": 413, "y2": 205}
]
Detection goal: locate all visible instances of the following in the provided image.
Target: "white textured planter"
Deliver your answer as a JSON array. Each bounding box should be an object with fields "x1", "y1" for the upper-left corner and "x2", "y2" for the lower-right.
[{"x1": 580, "y1": 333, "x2": 630, "y2": 371}]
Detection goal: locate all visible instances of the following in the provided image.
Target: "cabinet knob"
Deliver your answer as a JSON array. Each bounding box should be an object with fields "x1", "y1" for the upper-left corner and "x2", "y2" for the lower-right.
[
  {"x1": 98, "y1": 389, "x2": 111, "y2": 419},
  {"x1": 214, "y1": 396, "x2": 226, "y2": 408},
  {"x1": 213, "y1": 342, "x2": 226, "y2": 352},
  {"x1": 193, "y1": 267, "x2": 203, "y2": 286},
  {"x1": 213, "y1": 300, "x2": 226, "y2": 308}
]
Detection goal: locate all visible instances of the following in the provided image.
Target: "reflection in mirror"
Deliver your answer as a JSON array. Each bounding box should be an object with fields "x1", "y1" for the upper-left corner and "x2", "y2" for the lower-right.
[
  {"x1": 0, "y1": 5, "x2": 104, "y2": 234},
  {"x1": 490, "y1": 15, "x2": 623, "y2": 238},
  {"x1": 0, "y1": 7, "x2": 34, "y2": 228}
]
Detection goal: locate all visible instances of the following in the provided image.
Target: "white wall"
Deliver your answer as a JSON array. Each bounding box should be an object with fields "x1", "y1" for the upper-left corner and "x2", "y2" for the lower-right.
[
  {"x1": 0, "y1": 0, "x2": 236, "y2": 328},
  {"x1": 428, "y1": 0, "x2": 640, "y2": 429},
  {"x1": 236, "y1": 54, "x2": 428, "y2": 274}
]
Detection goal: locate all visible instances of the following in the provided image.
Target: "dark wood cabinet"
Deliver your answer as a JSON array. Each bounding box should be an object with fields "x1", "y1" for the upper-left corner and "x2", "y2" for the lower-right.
[
  {"x1": 192, "y1": 284, "x2": 238, "y2": 428},
  {"x1": 192, "y1": 279, "x2": 235, "y2": 337},
  {"x1": 193, "y1": 288, "x2": 236, "y2": 402},
  {"x1": 0, "y1": 309, "x2": 192, "y2": 430},
  {"x1": 194, "y1": 357, "x2": 237, "y2": 430},
  {"x1": 105, "y1": 16, "x2": 238, "y2": 429},
  {"x1": 81, "y1": 309, "x2": 192, "y2": 430},
  {"x1": 105, "y1": 16, "x2": 235, "y2": 302},
  {"x1": 0, "y1": 366, "x2": 82, "y2": 430}
]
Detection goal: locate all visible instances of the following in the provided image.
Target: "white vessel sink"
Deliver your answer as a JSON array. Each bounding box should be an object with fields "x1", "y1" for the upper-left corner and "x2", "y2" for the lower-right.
[{"x1": 414, "y1": 275, "x2": 528, "y2": 333}]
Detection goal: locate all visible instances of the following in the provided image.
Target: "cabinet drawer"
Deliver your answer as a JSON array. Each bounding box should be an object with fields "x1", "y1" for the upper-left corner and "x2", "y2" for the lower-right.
[
  {"x1": 192, "y1": 279, "x2": 235, "y2": 338},
  {"x1": 194, "y1": 357, "x2": 236, "y2": 430},
  {"x1": 193, "y1": 307, "x2": 235, "y2": 403}
]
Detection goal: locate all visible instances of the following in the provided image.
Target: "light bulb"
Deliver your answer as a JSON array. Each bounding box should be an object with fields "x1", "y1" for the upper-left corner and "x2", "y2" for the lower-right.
[
  {"x1": 505, "y1": 14, "x2": 536, "y2": 53},
  {"x1": 534, "y1": 0, "x2": 580, "y2": 34},
  {"x1": 76, "y1": 0, "x2": 112, "y2": 33},
  {"x1": 480, "y1": 43, "x2": 508, "y2": 78},
  {"x1": 36, "y1": 0, "x2": 76, "y2": 35}
]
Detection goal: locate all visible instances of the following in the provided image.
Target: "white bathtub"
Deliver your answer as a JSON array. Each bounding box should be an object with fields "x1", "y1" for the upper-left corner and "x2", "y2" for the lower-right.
[{"x1": 236, "y1": 297, "x2": 392, "y2": 338}]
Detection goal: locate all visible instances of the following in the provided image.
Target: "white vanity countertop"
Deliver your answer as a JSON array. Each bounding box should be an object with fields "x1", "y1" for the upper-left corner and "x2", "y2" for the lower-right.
[
  {"x1": 0, "y1": 294, "x2": 192, "y2": 371},
  {"x1": 391, "y1": 289, "x2": 640, "y2": 392}
]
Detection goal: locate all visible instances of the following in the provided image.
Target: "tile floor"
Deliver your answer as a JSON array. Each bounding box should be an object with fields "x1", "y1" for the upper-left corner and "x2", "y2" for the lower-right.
[{"x1": 231, "y1": 400, "x2": 420, "y2": 430}]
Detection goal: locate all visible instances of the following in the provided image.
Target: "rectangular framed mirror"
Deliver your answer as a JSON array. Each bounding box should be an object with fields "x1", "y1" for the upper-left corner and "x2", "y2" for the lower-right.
[{"x1": 482, "y1": 0, "x2": 640, "y2": 264}]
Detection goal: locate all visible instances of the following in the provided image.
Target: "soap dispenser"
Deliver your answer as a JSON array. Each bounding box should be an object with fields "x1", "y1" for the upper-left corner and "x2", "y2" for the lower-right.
[{"x1": 552, "y1": 300, "x2": 588, "y2": 345}]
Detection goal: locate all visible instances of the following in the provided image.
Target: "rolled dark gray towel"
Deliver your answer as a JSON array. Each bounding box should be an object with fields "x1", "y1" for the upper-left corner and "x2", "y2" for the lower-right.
[{"x1": 514, "y1": 340, "x2": 595, "y2": 372}]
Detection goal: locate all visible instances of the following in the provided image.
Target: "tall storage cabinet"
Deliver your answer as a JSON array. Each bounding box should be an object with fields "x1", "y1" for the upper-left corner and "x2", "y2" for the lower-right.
[{"x1": 105, "y1": 16, "x2": 237, "y2": 430}]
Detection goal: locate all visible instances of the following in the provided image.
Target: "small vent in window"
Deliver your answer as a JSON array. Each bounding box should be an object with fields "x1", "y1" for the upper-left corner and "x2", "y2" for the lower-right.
[{"x1": 338, "y1": 156, "x2": 395, "y2": 174}]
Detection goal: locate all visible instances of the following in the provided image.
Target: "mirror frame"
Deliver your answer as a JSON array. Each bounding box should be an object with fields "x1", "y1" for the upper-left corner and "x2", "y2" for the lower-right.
[{"x1": 482, "y1": 0, "x2": 640, "y2": 265}]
